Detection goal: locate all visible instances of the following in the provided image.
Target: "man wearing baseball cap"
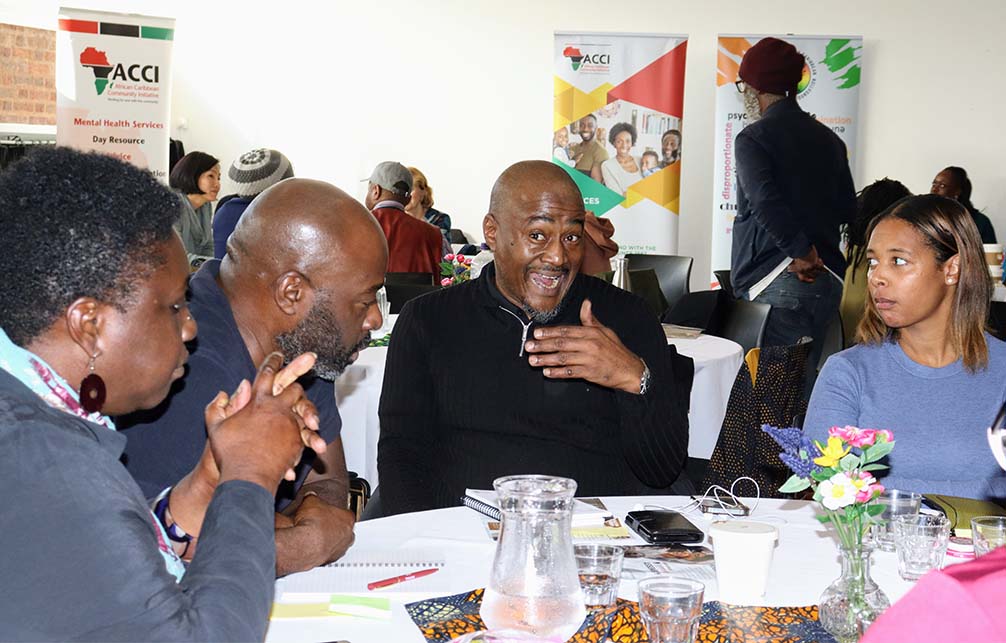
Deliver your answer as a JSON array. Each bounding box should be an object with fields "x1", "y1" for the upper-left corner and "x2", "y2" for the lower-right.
[
  {"x1": 730, "y1": 37, "x2": 856, "y2": 395},
  {"x1": 365, "y1": 161, "x2": 443, "y2": 276}
]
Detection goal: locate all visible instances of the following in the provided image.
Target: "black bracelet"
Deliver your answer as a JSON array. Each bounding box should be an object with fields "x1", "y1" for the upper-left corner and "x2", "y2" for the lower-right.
[{"x1": 153, "y1": 488, "x2": 193, "y2": 545}]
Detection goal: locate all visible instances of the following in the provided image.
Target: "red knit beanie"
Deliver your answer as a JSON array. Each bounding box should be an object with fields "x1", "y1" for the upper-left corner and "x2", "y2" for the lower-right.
[{"x1": 738, "y1": 37, "x2": 805, "y2": 95}]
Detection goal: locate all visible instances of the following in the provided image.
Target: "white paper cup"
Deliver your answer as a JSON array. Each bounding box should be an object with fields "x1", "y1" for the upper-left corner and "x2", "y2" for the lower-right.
[{"x1": 709, "y1": 521, "x2": 778, "y2": 605}]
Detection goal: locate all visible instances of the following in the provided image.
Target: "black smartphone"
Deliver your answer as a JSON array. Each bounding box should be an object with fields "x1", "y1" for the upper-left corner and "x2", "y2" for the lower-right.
[{"x1": 625, "y1": 510, "x2": 704, "y2": 544}]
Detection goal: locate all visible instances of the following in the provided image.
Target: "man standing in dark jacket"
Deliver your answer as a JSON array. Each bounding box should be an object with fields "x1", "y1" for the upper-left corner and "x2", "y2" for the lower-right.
[
  {"x1": 731, "y1": 38, "x2": 855, "y2": 383},
  {"x1": 376, "y1": 161, "x2": 690, "y2": 515}
]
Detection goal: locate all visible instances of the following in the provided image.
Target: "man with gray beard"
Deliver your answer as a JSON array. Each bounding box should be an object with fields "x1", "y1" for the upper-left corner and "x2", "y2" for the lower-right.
[
  {"x1": 376, "y1": 161, "x2": 690, "y2": 515},
  {"x1": 121, "y1": 178, "x2": 388, "y2": 575},
  {"x1": 731, "y1": 38, "x2": 855, "y2": 392}
]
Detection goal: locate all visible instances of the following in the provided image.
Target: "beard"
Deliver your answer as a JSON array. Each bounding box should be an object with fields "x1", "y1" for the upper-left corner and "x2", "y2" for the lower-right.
[
  {"x1": 275, "y1": 294, "x2": 370, "y2": 381},
  {"x1": 742, "y1": 86, "x2": 762, "y2": 123},
  {"x1": 520, "y1": 267, "x2": 570, "y2": 324}
]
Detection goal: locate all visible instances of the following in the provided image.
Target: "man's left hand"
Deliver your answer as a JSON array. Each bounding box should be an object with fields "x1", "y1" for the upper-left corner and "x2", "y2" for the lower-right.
[
  {"x1": 275, "y1": 494, "x2": 356, "y2": 576},
  {"x1": 524, "y1": 299, "x2": 645, "y2": 394}
]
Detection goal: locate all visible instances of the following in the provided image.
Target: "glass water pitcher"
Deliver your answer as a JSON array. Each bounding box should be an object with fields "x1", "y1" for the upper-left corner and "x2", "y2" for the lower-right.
[{"x1": 480, "y1": 475, "x2": 586, "y2": 641}]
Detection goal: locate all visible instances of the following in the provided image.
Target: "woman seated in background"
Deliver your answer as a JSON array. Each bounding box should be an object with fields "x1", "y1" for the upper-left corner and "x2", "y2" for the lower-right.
[
  {"x1": 931, "y1": 165, "x2": 997, "y2": 244},
  {"x1": 839, "y1": 178, "x2": 911, "y2": 346},
  {"x1": 213, "y1": 148, "x2": 294, "y2": 259},
  {"x1": 406, "y1": 166, "x2": 452, "y2": 240},
  {"x1": 806, "y1": 194, "x2": 1006, "y2": 501},
  {"x1": 600, "y1": 122, "x2": 641, "y2": 196},
  {"x1": 170, "y1": 150, "x2": 220, "y2": 267},
  {"x1": 0, "y1": 147, "x2": 322, "y2": 640}
]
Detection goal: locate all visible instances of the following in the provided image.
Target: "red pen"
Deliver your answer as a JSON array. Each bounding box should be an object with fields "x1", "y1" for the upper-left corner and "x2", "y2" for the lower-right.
[{"x1": 367, "y1": 567, "x2": 439, "y2": 591}]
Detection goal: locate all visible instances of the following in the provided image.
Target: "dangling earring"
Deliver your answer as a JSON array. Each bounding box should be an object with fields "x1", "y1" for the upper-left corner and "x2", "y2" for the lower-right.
[{"x1": 80, "y1": 353, "x2": 107, "y2": 414}]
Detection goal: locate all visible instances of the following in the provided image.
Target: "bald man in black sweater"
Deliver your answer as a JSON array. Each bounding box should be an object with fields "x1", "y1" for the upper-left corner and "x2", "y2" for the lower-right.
[{"x1": 376, "y1": 161, "x2": 690, "y2": 515}]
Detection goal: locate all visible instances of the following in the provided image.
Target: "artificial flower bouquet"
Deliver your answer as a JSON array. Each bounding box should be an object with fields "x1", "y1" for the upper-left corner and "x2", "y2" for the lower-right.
[
  {"x1": 763, "y1": 425, "x2": 895, "y2": 547},
  {"x1": 440, "y1": 253, "x2": 472, "y2": 287}
]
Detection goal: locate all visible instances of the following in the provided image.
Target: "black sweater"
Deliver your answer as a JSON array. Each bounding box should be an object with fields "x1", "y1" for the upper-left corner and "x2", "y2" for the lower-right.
[{"x1": 377, "y1": 262, "x2": 689, "y2": 515}]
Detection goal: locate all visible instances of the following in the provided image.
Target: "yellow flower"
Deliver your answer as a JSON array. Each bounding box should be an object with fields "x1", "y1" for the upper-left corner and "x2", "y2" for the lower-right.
[{"x1": 813, "y1": 437, "x2": 850, "y2": 468}]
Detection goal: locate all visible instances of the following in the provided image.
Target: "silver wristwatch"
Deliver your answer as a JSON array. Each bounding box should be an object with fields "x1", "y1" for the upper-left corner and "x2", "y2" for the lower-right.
[{"x1": 639, "y1": 359, "x2": 652, "y2": 395}]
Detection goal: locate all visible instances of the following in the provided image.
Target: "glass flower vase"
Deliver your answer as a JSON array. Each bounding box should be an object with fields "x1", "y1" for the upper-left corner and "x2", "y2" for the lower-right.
[{"x1": 818, "y1": 544, "x2": 890, "y2": 643}]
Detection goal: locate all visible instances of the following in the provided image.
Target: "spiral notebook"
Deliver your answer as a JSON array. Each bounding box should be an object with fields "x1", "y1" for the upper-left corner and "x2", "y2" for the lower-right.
[
  {"x1": 462, "y1": 489, "x2": 612, "y2": 527},
  {"x1": 276, "y1": 548, "x2": 447, "y2": 597}
]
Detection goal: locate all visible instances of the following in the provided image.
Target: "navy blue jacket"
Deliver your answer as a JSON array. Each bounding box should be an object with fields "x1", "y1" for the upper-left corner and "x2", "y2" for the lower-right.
[{"x1": 731, "y1": 99, "x2": 856, "y2": 295}]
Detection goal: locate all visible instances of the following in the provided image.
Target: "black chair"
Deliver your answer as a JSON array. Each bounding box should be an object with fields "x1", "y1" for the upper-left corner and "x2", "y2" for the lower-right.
[
  {"x1": 386, "y1": 271, "x2": 434, "y2": 285},
  {"x1": 817, "y1": 314, "x2": 845, "y2": 373},
  {"x1": 663, "y1": 290, "x2": 729, "y2": 333},
  {"x1": 448, "y1": 229, "x2": 468, "y2": 245},
  {"x1": 346, "y1": 472, "x2": 371, "y2": 520},
  {"x1": 989, "y1": 301, "x2": 1006, "y2": 340},
  {"x1": 626, "y1": 254, "x2": 693, "y2": 313},
  {"x1": 713, "y1": 269, "x2": 733, "y2": 298},
  {"x1": 597, "y1": 268, "x2": 668, "y2": 318},
  {"x1": 386, "y1": 283, "x2": 439, "y2": 314},
  {"x1": 715, "y1": 299, "x2": 771, "y2": 356}
]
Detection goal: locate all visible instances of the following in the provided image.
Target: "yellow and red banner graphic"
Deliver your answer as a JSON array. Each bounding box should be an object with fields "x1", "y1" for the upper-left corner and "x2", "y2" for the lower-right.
[{"x1": 554, "y1": 32, "x2": 687, "y2": 255}]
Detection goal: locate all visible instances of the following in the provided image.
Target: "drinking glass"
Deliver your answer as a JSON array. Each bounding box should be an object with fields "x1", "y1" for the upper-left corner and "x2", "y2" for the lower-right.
[
  {"x1": 637, "y1": 576, "x2": 705, "y2": 643},
  {"x1": 869, "y1": 490, "x2": 922, "y2": 552},
  {"x1": 893, "y1": 514, "x2": 950, "y2": 581},
  {"x1": 450, "y1": 631, "x2": 554, "y2": 643},
  {"x1": 574, "y1": 544, "x2": 624, "y2": 610},
  {"x1": 376, "y1": 286, "x2": 390, "y2": 329},
  {"x1": 971, "y1": 516, "x2": 1006, "y2": 557}
]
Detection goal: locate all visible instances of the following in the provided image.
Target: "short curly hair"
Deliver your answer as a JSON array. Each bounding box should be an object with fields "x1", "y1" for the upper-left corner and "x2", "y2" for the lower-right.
[
  {"x1": 608, "y1": 122, "x2": 637, "y2": 146},
  {"x1": 0, "y1": 147, "x2": 181, "y2": 346}
]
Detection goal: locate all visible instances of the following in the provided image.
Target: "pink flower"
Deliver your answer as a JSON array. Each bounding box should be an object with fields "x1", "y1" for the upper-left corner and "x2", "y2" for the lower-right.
[
  {"x1": 875, "y1": 429, "x2": 894, "y2": 444},
  {"x1": 463, "y1": 256, "x2": 472, "y2": 265},
  {"x1": 445, "y1": 253, "x2": 455, "y2": 261},
  {"x1": 828, "y1": 425, "x2": 880, "y2": 448},
  {"x1": 440, "y1": 277, "x2": 453, "y2": 286},
  {"x1": 455, "y1": 254, "x2": 465, "y2": 262}
]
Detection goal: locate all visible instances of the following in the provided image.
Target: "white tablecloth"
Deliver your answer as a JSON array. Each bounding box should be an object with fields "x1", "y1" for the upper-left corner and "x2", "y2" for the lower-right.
[
  {"x1": 337, "y1": 331, "x2": 744, "y2": 487},
  {"x1": 266, "y1": 496, "x2": 922, "y2": 642}
]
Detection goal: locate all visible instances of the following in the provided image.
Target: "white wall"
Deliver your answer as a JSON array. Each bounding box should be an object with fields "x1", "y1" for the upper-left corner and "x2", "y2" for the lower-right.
[{"x1": 5, "y1": 0, "x2": 1005, "y2": 290}]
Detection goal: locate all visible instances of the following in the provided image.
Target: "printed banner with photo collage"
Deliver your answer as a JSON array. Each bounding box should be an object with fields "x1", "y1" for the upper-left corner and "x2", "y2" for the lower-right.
[
  {"x1": 56, "y1": 8, "x2": 175, "y2": 182},
  {"x1": 711, "y1": 34, "x2": 862, "y2": 285},
  {"x1": 554, "y1": 32, "x2": 687, "y2": 255}
]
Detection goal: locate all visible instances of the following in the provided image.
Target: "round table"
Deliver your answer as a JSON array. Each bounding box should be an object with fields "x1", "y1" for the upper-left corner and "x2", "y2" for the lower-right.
[
  {"x1": 266, "y1": 496, "x2": 921, "y2": 642},
  {"x1": 336, "y1": 330, "x2": 743, "y2": 487}
]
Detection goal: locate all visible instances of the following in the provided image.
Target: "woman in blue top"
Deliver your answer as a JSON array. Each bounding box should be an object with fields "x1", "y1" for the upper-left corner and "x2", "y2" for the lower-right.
[{"x1": 806, "y1": 194, "x2": 1006, "y2": 501}]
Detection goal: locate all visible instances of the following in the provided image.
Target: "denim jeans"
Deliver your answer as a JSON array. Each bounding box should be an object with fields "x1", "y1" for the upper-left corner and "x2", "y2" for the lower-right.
[{"x1": 750, "y1": 269, "x2": 842, "y2": 398}]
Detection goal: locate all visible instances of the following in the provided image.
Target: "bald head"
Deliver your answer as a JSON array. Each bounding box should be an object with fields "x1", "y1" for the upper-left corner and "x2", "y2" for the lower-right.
[
  {"x1": 228, "y1": 178, "x2": 385, "y2": 276},
  {"x1": 489, "y1": 161, "x2": 584, "y2": 227}
]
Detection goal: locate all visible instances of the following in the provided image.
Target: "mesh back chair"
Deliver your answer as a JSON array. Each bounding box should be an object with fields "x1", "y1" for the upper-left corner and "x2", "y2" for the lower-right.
[
  {"x1": 713, "y1": 269, "x2": 733, "y2": 298},
  {"x1": 386, "y1": 283, "x2": 439, "y2": 314},
  {"x1": 715, "y1": 299, "x2": 771, "y2": 355},
  {"x1": 596, "y1": 269, "x2": 668, "y2": 318},
  {"x1": 386, "y1": 272, "x2": 435, "y2": 285},
  {"x1": 701, "y1": 338, "x2": 814, "y2": 498},
  {"x1": 626, "y1": 254, "x2": 693, "y2": 313}
]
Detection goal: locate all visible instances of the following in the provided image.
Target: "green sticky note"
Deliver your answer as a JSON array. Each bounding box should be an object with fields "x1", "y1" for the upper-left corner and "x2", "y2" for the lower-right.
[{"x1": 329, "y1": 594, "x2": 392, "y2": 620}]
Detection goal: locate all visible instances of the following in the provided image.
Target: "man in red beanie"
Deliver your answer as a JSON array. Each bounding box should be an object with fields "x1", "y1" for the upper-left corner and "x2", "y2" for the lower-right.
[{"x1": 730, "y1": 37, "x2": 855, "y2": 395}]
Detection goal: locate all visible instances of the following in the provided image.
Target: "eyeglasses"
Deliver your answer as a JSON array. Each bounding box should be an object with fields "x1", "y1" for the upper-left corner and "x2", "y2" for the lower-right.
[{"x1": 734, "y1": 80, "x2": 746, "y2": 94}]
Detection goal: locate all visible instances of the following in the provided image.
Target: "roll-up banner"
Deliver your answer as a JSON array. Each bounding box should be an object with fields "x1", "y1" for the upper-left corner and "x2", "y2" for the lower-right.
[
  {"x1": 554, "y1": 32, "x2": 688, "y2": 255},
  {"x1": 56, "y1": 7, "x2": 174, "y2": 182},
  {"x1": 711, "y1": 35, "x2": 862, "y2": 285}
]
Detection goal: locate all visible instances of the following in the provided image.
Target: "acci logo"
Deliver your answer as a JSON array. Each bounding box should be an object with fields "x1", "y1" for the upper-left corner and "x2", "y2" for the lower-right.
[{"x1": 563, "y1": 46, "x2": 584, "y2": 71}]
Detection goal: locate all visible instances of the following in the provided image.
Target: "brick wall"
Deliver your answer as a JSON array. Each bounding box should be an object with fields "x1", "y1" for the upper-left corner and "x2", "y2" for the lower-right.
[{"x1": 0, "y1": 23, "x2": 56, "y2": 126}]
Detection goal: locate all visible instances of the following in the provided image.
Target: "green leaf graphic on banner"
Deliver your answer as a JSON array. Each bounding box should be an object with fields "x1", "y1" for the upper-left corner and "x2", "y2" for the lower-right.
[
  {"x1": 552, "y1": 159, "x2": 624, "y2": 216},
  {"x1": 821, "y1": 38, "x2": 861, "y2": 89},
  {"x1": 837, "y1": 65, "x2": 861, "y2": 89}
]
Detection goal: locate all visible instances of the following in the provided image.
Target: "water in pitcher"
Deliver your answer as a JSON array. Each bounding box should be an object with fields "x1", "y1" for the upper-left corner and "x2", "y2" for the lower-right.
[{"x1": 480, "y1": 587, "x2": 586, "y2": 641}]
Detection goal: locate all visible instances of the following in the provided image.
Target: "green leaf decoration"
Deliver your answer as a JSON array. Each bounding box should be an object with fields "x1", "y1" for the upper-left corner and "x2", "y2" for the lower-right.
[
  {"x1": 839, "y1": 453, "x2": 859, "y2": 472},
  {"x1": 866, "y1": 504, "x2": 886, "y2": 517},
  {"x1": 778, "y1": 475, "x2": 811, "y2": 493},
  {"x1": 811, "y1": 468, "x2": 834, "y2": 482},
  {"x1": 860, "y1": 463, "x2": 889, "y2": 472},
  {"x1": 863, "y1": 440, "x2": 894, "y2": 464}
]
